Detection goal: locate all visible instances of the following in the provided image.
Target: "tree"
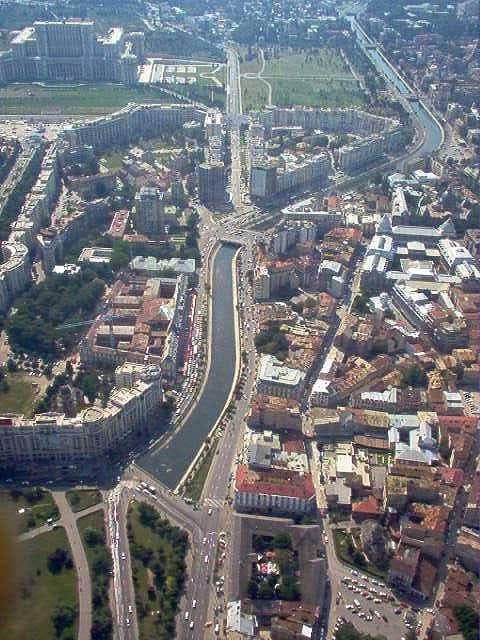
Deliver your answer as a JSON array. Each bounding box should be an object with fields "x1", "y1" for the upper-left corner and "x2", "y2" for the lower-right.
[
  {"x1": 51, "y1": 604, "x2": 76, "y2": 637},
  {"x1": 453, "y1": 605, "x2": 479, "y2": 640},
  {"x1": 6, "y1": 358, "x2": 18, "y2": 373},
  {"x1": 47, "y1": 547, "x2": 70, "y2": 573},
  {"x1": 247, "y1": 579, "x2": 258, "y2": 599},
  {"x1": 92, "y1": 552, "x2": 112, "y2": 577},
  {"x1": 65, "y1": 360, "x2": 74, "y2": 378},
  {"x1": 353, "y1": 550, "x2": 366, "y2": 568},
  {"x1": 83, "y1": 527, "x2": 104, "y2": 547},
  {"x1": 273, "y1": 533, "x2": 292, "y2": 549},
  {"x1": 257, "y1": 581, "x2": 274, "y2": 599},
  {"x1": 400, "y1": 365, "x2": 427, "y2": 388}
]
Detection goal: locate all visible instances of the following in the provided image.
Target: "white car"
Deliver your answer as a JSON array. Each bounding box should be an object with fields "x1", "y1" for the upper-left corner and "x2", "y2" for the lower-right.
[{"x1": 192, "y1": 600, "x2": 197, "y2": 609}]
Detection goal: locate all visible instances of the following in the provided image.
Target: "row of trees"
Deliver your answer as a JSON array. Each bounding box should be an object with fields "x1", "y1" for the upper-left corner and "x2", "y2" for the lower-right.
[{"x1": 81, "y1": 523, "x2": 113, "y2": 640}]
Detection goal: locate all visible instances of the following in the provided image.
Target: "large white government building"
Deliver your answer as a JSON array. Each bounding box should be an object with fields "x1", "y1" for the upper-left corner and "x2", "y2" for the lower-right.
[{"x1": 0, "y1": 20, "x2": 145, "y2": 84}]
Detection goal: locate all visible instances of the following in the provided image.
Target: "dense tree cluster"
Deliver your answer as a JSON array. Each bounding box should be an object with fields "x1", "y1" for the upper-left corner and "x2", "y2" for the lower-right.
[
  {"x1": 254, "y1": 324, "x2": 289, "y2": 360},
  {"x1": 6, "y1": 270, "x2": 106, "y2": 360},
  {"x1": 401, "y1": 364, "x2": 427, "y2": 389},
  {"x1": 248, "y1": 534, "x2": 300, "y2": 602},
  {"x1": 129, "y1": 503, "x2": 188, "y2": 640},
  {"x1": 454, "y1": 605, "x2": 479, "y2": 640}
]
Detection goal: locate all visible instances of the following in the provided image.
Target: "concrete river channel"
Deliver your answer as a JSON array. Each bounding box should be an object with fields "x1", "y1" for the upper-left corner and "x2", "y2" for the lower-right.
[{"x1": 137, "y1": 243, "x2": 239, "y2": 489}]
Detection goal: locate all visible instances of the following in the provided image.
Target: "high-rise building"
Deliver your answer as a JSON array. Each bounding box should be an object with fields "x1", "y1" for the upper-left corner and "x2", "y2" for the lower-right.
[
  {"x1": 250, "y1": 162, "x2": 277, "y2": 198},
  {"x1": 133, "y1": 186, "x2": 177, "y2": 234},
  {"x1": 197, "y1": 161, "x2": 226, "y2": 207}
]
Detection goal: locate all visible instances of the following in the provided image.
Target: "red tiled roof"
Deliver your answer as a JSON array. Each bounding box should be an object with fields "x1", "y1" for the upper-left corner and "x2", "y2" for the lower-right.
[
  {"x1": 438, "y1": 466, "x2": 465, "y2": 488},
  {"x1": 282, "y1": 439, "x2": 305, "y2": 454},
  {"x1": 235, "y1": 464, "x2": 315, "y2": 500},
  {"x1": 352, "y1": 495, "x2": 382, "y2": 515}
]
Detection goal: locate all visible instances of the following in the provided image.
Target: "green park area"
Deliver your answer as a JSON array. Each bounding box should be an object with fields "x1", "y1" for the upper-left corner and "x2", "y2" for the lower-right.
[
  {"x1": 0, "y1": 371, "x2": 47, "y2": 416},
  {"x1": 128, "y1": 502, "x2": 188, "y2": 640},
  {"x1": 241, "y1": 47, "x2": 366, "y2": 111},
  {"x1": 66, "y1": 489, "x2": 102, "y2": 513},
  {"x1": 1, "y1": 527, "x2": 77, "y2": 640},
  {"x1": 333, "y1": 528, "x2": 387, "y2": 579},
  {"x1": 1, "y1": 487, "x2": 60, "y2": 535},
  {"x1": 0, "y1": 83, "x2": 172, "y2": 116},
  {"x1": 77, "y1": 510, "x2": 112, "y2": 640},
  {"x1": 242, "y1": 77, "x2": 270, "y2": 112}
]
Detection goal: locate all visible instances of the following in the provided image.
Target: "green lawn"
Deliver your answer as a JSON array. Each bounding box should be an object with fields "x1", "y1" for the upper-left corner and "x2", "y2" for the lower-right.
[
  {"x1": 0, "y1": 83, "x2": 172, "y2": 115},
  {"x1": 1, "y1": 527, "x2": 77, "y2": 640},
  {"x1": 241, "y1": 47, "x2": 366, "y2": 110},
  {"x1": 0, "y1": 371, "x2": 44, "y2": 416},
  {"x1": 270, "y1": 77, "x2": 365, "y2": 108},
  {"x1": 263, "y1": 49, "x2": 350, "y2": 77},
  {"x1": 1, "y1": 488, "x2": 60, "y2": 535},
  {"x1": 128, "y1": 502, "x2": 188, "y2": 640},
  {"x1": 66, "y1": 489, "x2": 102, "y2": 513},
  {"x1": 183, "y1": 441, "x2": 217, "y2": 503},
  {"x1": 239, "y1": 48, "x2": 263, "y2": 74},
  {"x1": 242, "y1": 77, "x2": 269, "y2": 111},
  {"x1": 77, "y1": 510, "x2": 112, "y2": 640}
]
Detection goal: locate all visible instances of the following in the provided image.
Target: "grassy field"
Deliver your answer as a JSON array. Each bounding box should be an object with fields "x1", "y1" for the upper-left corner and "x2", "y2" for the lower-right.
[
  {"x1": 128, "y1": 502, "x2": 187, "y2": 640},
  {"x1": 1, "y1": 487, "x2": 60, "y2": 534},
  {"x1": 183, "y1": 442, "x2": 217, "y2": 503},
  {"x1": 270, "y1": 77, "x2": 365, "y2": 108},
  {"x1": 263, "y1": 49, "x2": 351, "y2": 77},
  {"x1": 0, "y1": 83, "x2": 172, "y2": 115},
  {"x1": 239, "y1": 48, "x2": 262, "y2": 74},
  {"x1": 1, "y1": 527, "x2": 77, "y2": 640},
  {"x1": 77, "y1": 509, "x2": 112, "y2": 640},
  {"x1": 241, "y1": 47, "x2": 366, "y2": 111},
  {"x1": 0, "y1": 371, "x2": 46, "y2": 416},
  {"x1": 66, "y1": 489, "x2": 102, "y2": 513},
  {"x1": 242, "y1": 77, "x2": 269, "y2": 111}
]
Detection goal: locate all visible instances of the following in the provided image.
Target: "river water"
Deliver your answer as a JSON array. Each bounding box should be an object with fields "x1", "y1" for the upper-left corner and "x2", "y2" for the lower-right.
[{"x1": 137, "y1": 243, "x2": 238, "y2": 489}]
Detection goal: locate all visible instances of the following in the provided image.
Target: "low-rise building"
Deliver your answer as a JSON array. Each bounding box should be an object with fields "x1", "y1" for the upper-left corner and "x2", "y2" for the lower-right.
[
  {"x1": 257, "y1": 355, "x2": 305, "y2": 400},
  {"x1": 234, "y1": 464, "x2": 316, "y2": 515}
]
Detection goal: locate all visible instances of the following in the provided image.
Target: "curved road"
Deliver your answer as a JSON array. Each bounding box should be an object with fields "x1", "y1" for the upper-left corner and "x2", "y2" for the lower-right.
[{"x1": 137, "y1": 243, "x2": 239, "y2": 489}]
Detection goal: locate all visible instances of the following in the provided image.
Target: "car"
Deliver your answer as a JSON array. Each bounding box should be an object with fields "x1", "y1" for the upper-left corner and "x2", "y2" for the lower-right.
[
  {"x1": 208, "y1": 507, "x2": 213, "y2": 515},
  {"x1": 121, "y1": 552, "x2": 126, "y2": 560},
  {"x1": 184, "y1": 612, "x2": 189, "y2": 621},
  {"x1": 189, "y1": 621, "x2": 194, "y2": 629},
  {"x1": 192, "y1": 599, "x2": 197, "y2": 608}
]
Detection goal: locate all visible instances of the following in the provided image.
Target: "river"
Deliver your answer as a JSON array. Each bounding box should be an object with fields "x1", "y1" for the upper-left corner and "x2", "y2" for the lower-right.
[
  {"x1": 137, "y1": 243, "x2": 238, "y2": 489},
  {"x1": 348, "y1": 16, "x2": 443, "y2": 156}
]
